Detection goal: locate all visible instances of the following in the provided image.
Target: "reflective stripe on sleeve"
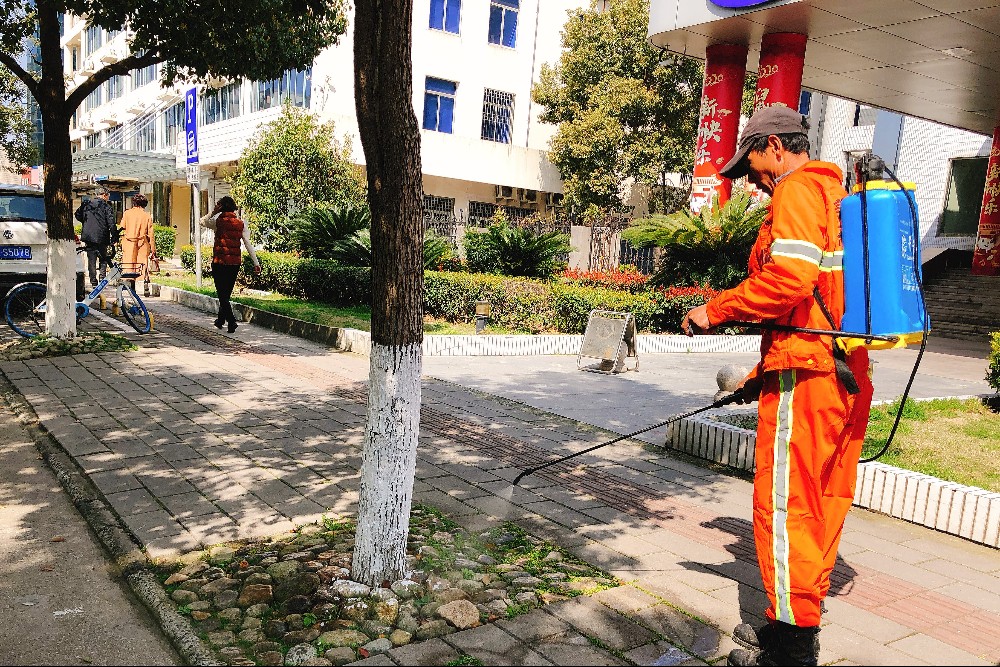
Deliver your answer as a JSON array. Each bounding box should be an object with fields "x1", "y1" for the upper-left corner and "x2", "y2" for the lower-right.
[
  {"x1": 773, "y1": 369, "x2": 796, "y2": 626},
  {"x1": 819, "y1": 250, "x2": 844, "y2": 272},
  {"x1": 771, "y1": 239, "x2": 823, "y2": 266}
]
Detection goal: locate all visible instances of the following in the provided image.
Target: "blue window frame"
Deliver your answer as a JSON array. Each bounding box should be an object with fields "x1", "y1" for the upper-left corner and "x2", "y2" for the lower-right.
[
  {"x1": 423, "y1": 77, "x2": 456, "y2": 134},
  {"x1": 253, "y1": 68, "x2": 312, "y2": 111},
  {"x1": 488, "y1": 0, "x2": 518, "y2": 48},
  {"x1": 429, "y1": 0, "x2": 461, "y2": 33}
]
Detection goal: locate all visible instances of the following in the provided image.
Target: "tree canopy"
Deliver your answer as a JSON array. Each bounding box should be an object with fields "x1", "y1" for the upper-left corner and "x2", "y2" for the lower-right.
[
  {"x1": 0, "y1": 68, "x2": 36, "y2": 170},
  {"x1": 532, "y1": 0, "x2": 703, "y2": 219},
  {"x1": 230, "y1": 104, "x2": 367, "y2": 252}
]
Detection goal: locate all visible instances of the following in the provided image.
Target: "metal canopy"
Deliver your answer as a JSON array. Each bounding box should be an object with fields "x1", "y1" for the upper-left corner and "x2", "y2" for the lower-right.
[
  {"x1": 71, "y1": 148, "x2": 185, "y2": 183},
  {"x1": 649, "y1": 0, "x2": 1000, "y2": 136}
]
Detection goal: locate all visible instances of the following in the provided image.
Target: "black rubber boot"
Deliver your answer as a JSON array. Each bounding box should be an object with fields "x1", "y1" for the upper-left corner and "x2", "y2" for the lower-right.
[
  {"x1": 728, "y1": 622, "x2": 819, "y2": 666},
  {"x1": 732, "y1": 622, "x2": 777, "y2": 651}
]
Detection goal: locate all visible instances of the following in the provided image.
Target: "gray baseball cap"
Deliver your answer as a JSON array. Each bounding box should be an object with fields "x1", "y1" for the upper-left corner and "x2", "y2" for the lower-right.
[
  {"x1": 719, "y1": 105, "x2": 809, "y2": 179},
  {"x1": 95, "y1": 186, "x2": 110, "y2": 196}
]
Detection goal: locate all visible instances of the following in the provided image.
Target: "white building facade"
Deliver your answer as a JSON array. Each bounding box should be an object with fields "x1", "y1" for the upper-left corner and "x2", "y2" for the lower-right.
[{"x1": 61, "y1": 1, "x2": 581, "y2": 249}]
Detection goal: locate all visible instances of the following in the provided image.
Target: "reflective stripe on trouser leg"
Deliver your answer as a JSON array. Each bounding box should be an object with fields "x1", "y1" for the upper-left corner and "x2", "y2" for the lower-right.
[{"x1": 773, "y1": 369, "x2": 796, "y2": 625}]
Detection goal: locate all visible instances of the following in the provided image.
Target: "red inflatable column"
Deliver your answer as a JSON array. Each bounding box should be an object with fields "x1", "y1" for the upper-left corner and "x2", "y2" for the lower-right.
[
  {"x1": 691, "y1": 43, "x2": 749, "y2": 213},
  {"x1": 972, "y1": 125, "x2": 1000, "y2": 276},
  {"x1": 754, "y1": 33, "x2": 807, "y2": 111}
]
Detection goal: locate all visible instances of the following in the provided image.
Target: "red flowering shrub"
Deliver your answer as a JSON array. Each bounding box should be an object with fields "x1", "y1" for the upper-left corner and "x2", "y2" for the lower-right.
[{"x1": 558, "y1": 266, "x2": 650, "y2": 293}]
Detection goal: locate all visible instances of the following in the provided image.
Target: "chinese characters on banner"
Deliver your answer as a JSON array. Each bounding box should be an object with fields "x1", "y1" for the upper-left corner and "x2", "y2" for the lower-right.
[
  {"x1": 691, "y1": 44, "x2": 747, "y2": 214},
  {"x1": 972, "y1": 134, "x2": 1000, "y2": 276}
]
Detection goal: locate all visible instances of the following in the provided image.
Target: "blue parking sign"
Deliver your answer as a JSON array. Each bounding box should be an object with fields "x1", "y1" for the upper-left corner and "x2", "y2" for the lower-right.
[{"x1": 185, "y1": 87, "x2": 199, "y2": 164}]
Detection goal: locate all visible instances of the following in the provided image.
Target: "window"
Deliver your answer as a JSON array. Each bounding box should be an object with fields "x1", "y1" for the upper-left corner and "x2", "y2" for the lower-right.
[
  {"x1": 252, "y1": 68, "x2": 312, "y2": 111},
  {"x1": 423, "y1": 77, "x2": 456, "y2": 133},
  {"x1": 106, "y1": 74, "x2": 126, "y2": 101},
  {"x1": 429, "y1": 0, "x2": 461, "y2": 33},
  {"x1": 162, "y1": 102, "x2": 185, "y2": 147},
  {"x1": 134, "y1": 121, "x2": 155, "y2": 152},
  {"x1": 939, "y1": 157, "x2": 988, "y2": 236},
  {"x1": 71, "y1": 47, "x2": 78, "y2": 71},
  {"x1": 201, "y1": 83, "x2": 241, "y2": 125},
  {"x1": 84, "y1": 132, "x2": 101, "y2": 149},
  {"x1": 107, "y1": 125, "x2": 124, "y2": 149},
  {"x1": 133, "y1": 62, "x2": 157, "y2": 88},
  {"x1": 468, "y1": 200, "x2": 534, "y2": 227},
  {"x1": 85, "y1": 86, "x2": 103, "y2": 111},
  {"x1": 85, "y1": 24, "x2": 103, "y2": 55},
  {"x1": 488, "y1": 0, "x2": 518, "y2": 48},
  {"x1": 481, "y1": 88, "x2": 513, "y2": 143}
]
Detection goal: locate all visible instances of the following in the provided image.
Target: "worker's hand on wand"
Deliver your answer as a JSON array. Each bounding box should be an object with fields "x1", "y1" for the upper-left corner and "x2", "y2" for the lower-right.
[
  {"x1": 735, "y1": 373, "x2": 763, "y2": 404},
  {"x1": 681, "y1": 305, "x2": 714, "y2": 337}
]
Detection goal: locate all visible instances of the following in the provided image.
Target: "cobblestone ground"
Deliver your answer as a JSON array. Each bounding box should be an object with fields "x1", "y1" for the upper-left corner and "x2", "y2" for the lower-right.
[{"x1": 1, "y1": 296, "x2": 998, "y2": 665}]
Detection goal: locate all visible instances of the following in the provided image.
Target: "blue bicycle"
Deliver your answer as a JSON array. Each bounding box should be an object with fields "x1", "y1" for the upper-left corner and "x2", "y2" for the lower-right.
[{"x1": 4, "y1": 244, "x2": 151, "y2": 337}]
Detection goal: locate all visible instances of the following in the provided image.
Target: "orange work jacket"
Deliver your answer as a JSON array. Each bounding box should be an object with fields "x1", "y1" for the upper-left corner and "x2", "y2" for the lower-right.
[{"x1": 705, "y1": 161, "x2": 848, "y2": 374}]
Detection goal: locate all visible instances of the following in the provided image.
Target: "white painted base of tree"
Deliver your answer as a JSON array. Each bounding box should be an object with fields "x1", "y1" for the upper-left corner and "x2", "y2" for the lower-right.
[
  {"x1": 45, "y1": 239, "x2": 77, "y2": 338},
  {"x1": 352, "y1": 342, "x2": 422, "y2": 586}
]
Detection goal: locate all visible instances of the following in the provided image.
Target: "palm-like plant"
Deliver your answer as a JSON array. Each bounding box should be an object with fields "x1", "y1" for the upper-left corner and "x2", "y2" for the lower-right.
[
  {"x1": 291, "y1": 205, "x2": 371, "y2": 259},
  {"x1": 329, "y1": 228, "x2": 453, "y2": 269},
  {"x1": 623, "y1": 188, "x2": 767, "y2": 290},
  {"x1": 468, "y1": 222, "x2": 571, "y2": 278}
]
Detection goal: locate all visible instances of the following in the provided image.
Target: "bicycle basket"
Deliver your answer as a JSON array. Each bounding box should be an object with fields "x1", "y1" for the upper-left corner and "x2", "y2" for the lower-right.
[{"x1": 120, "y1": 262, "x2": 145, "y2": 279}]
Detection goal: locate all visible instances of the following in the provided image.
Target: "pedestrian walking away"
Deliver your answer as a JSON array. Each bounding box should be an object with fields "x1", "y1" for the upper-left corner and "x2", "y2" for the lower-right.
[
  {"x1": 201, "y1": 196, "x2": 260, "y2": 334},
  {"x1": 682, "y1": 105, "x2": 875, "y2": 666},
  {"x1": 119, "y1": 193, "x2": 157, "y2": 297},
  {"x1": 75, "y1": 186, "x2": 116, "y2": 287}
]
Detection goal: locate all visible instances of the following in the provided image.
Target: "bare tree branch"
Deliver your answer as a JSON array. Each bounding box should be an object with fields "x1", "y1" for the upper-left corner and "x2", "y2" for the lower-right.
[{"x1": 65, "y1": 49, "x2": 163, "y2": 113}]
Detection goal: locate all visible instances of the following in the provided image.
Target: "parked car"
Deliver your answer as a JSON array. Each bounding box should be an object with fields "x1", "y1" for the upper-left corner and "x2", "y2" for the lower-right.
[{"x1": 0, "y1": 184, "x2": 85, "y2": 302}]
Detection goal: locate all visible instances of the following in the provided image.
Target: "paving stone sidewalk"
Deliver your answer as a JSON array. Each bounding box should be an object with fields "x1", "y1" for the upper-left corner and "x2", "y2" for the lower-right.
[{"x1": 1, "y1": 297, "x2": 998, "y2": 666}]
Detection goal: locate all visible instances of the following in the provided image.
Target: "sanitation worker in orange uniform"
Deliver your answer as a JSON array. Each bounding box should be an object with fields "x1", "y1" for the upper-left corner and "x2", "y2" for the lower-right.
[{"x1": 682, "y1": 106, "x2": 874, "y2": 667}]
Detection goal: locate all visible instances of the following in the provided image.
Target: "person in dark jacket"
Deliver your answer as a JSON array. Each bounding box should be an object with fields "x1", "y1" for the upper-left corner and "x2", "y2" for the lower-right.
[
  {"x1": 201, "y1": 196, "x2": 260, "y2": 333},
  {"x1": 74, "y1": 187, "x2": 117, "y2": 287}
]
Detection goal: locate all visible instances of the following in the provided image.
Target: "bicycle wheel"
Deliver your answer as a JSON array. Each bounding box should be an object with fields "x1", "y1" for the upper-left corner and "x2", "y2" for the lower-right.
[
  {"x1": 4, "y1": 282, "x2": 47, "y2": 338},
  {"x1": 119, "y1": 285, "x2": 151, "y2": 334}
]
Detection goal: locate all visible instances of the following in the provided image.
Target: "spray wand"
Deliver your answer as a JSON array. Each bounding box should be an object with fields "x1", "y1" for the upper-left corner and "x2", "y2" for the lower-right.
[{"x1": 512, "y1": 387, "x2": 745, "y2": 486}]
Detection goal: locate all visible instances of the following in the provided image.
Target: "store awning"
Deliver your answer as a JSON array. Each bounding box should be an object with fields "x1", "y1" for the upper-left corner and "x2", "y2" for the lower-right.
[
  {"x1": 71, "y1": 148, "x2": 185, "y2": 184},
  {"x1": 649, "y1": 0, "x2": 1000, "y2": 136}
]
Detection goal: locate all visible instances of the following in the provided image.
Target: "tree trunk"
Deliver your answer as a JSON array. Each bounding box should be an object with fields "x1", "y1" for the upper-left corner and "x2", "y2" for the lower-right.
[
  {"x1": 38, "y1": 0, "x2": 77, "y2": 337},
  {"x1": 351, "y1": 0, "x2": 425, "y2": 587}
]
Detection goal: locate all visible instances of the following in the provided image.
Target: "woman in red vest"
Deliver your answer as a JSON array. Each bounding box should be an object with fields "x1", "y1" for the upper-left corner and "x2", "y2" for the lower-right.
[{"x1": 202, "y1": 196, "x2": 260, "y2": 333}]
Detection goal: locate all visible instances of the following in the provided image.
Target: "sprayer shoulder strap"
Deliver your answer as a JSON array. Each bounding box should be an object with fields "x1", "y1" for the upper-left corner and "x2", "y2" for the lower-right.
[{"x1": 813, "y1": 287, "x2": 861, "y2": 395}]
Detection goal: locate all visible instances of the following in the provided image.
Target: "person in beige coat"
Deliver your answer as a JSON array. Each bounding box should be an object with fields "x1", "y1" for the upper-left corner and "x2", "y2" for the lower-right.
[{"x1": 119, "y1": 194, "x2": 157, "y2": 296}]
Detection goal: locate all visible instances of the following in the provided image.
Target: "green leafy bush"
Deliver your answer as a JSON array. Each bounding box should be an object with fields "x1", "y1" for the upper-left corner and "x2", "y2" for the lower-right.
[
  {"x1": 154, "y1": 225, "x2": 176, "y2": 258},
  {"x1": 291, "y1": 205, "x2": 371, "y2": 259},
  {"x1": 623, "y1": 188, "x2": 766, "y2": 290},
  {"x1": 988, "y1": 331, "x2": 1000, "y2": 393},
  {"x1": 179, "y1": 245, "x2": 214, "y2": 276},
  {"x1": 462, "y1": 222, "x2": 571, "y2": 278}
]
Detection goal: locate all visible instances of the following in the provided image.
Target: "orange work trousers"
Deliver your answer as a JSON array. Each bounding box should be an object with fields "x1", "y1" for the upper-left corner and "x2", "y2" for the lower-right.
[{"x1": 753, "y1": 347, "x2": 873, "y2": 628}]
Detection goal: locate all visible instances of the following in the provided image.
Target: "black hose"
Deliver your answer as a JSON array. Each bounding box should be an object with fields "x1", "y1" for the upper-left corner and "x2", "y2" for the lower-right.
[
  {"x1": 512, "y1": 388, "x2": 745, "y2": 485},
  {"x1": 859, "y1": 163, "x2": 929, "y2": 463}
]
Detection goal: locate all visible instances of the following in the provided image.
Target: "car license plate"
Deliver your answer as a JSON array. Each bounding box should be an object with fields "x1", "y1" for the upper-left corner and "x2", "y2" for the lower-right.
[{"x1": 0, "y1": 245, "x2": 31, "y2": 260}]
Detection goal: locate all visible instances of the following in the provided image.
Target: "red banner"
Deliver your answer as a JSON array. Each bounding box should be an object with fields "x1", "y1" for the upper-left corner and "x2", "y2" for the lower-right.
[
  {"x1": 972, "y1": 126, "x2": 1000, "y2": 276},
  {"x1": 691, "y1": 43, "x2": 748, "y2": 213},
  {"x1": 754, "y1": 33, "x2": 807, "y2": 112}
]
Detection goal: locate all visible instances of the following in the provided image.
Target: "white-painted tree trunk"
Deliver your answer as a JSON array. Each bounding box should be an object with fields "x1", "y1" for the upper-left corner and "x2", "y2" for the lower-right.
[
  {"x1": 45, "y1": 239, "x2": 77, "y2": 338},
  {"x1": 352, "y1": 342, "x2": 422, "y2": 586}
]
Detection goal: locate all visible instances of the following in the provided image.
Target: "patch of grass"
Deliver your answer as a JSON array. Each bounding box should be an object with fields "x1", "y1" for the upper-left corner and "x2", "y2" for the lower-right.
[
  {"x1": 154, "y1": 273, "x2": 477, "y2": 334},
  {"x1": 445, "y1": 655, "x2": 485, "y2": 666},
  {"x1": 320, "y1": 514, "x2": 355, "y2": 534},
  {"x1": 864, "y1": 397, "x2": 1000, "y2": 492}
]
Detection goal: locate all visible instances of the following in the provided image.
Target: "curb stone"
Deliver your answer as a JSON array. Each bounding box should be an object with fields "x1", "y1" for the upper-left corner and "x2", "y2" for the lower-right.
[{"x1": 0, "y1": 373, "x2": 223, "y2": 667}]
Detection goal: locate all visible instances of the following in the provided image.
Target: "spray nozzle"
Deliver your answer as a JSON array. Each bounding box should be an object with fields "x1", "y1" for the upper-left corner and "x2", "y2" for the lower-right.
[{"x1": 854, "y1": 154, "x2": 886, "y2": 184}]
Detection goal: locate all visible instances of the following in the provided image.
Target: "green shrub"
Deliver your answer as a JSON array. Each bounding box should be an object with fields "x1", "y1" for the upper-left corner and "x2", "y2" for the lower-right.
[
  {"x1": 987, "y1": 331, "x2": 1000, "y2": 393},
  {"x1": 154, "y1": 225, "x2": 176, "y2": 258},
  {"x1": 179, "y1": 245, "x2": 214, "y2": 275},
  {"x1": 462, "y1": 222, "x2": 571, "y2": 278},
  {"x1": 623, "y1": 188, "x2": 766, "y2": 290},
  {"x1": 291, "y1": 205, "x2": 371, "y2": 259}
]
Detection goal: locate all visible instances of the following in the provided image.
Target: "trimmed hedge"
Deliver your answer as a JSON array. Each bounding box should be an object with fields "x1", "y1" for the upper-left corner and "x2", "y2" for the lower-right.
[
  {"x1": 154, "y1": 225, "x2": 176, "y2": 258},
  {"x1": 178, "y1": 246, "x2": 714, "y2": 334}
]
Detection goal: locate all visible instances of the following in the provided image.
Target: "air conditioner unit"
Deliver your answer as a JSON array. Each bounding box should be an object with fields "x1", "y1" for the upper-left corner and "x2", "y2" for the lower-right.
[
  {"x1": 127, "y1": 100, "x2": 146, "y2": 115},
  {"x1": 521, "y1": 189, "x2": 537, "y2": 204},
  {"x1": 495, "y1": 184, "x2": 514, "y2": 201},
  {"x1": 100, "y1": 48, "x2": 124, "y2": 64},
  {"x1": 156, "y1": 85, "x2": 181, "y2": 102},
  {"x1": 78, "y1": 115, "x2": 94, "y2": 131},
  {"x1": 79, "y1": 58, "x2": 97, "y2": 75}
]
